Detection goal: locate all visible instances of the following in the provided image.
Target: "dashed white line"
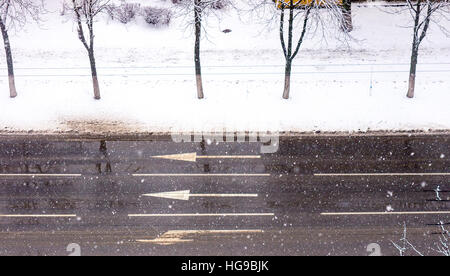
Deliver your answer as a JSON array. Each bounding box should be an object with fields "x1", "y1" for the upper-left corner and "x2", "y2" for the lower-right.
[
  {"x1": 0, "y1": 174, "x2": 82, "y2": 177},
  {"x1": 321, "y1": 211, "x2": 450, "y2": 216},
  {"x1": 314, "y1": 173, "x2": 450, "y2": 177},
  {"x1": 133, "y1": 173, "x2": 270, "y2": 177},
  {"x1": 0, "y1": 214, "x2": 77, "y2": 218},
  {"x1": 159, "y1": 229, "x2": 264, "y2": 235},
  {"x1": 128, "y1": 213, "x2": 275, "y2": 217}
]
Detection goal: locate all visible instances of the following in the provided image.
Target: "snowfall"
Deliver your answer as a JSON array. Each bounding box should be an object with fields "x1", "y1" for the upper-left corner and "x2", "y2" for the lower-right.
[{"x1": 0, "y1": 0, "x2": 449, "y2": 135}]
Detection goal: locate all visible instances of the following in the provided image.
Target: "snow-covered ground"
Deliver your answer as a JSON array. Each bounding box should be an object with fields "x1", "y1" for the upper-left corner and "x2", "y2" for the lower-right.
[{"x1": 0, "y1": 0, "x2": 449, "y2": 134}]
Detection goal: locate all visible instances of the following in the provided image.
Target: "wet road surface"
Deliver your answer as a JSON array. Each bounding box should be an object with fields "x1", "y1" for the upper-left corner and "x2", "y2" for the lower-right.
[{"x1": 0, "y1": 134, "x2": 449, "y2": 256}]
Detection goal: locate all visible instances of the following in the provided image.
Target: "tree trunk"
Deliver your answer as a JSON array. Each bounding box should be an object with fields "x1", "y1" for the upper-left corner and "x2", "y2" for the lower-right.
[
  {"x1": 407, "y1": 1, "x2": 422, "y2": 99},
  {"x1": 0, "y1": 18, "x2": 17, "y2": 98},
  {"x1": 341, "y1": 0, "x2": 353, "y2": 33},
  {"x1": 88, "y1": 50, "x2": 101, "y2": 100},
  {"x1": 194, "y1": 0, "x2": 204, "y2": 99},
  {"x1": 407, "y1": 47, "x2": 418, "y2": 99},
  {"x1": 281, "y1": 6, "x2": 294, "y2": 100},
  {"x1": 283, "y1": 59, "x2": 292, "y2": 100}
]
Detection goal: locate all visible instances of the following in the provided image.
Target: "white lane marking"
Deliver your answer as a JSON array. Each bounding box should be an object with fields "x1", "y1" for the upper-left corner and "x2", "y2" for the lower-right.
[
  {"x1": 190, "y1": 194, "x2": 258, "y2": 197},
  {"x1": 128, "y1": 213, "x2": 274, "y2": 217},
  {"x1": 133, "y1": 173, "x2": 270, "y2": 177},
  {"x1": 141, "y1": 190, "x2": 258, "y2": 201},
  {"x1": 136, "y1": 230, "x2": 263, "y2": 245},
  {"x1": 152, "y1": 152, "x2": 261, "y2": 162},
  {"x1": 0, "y1": 174, "x2": 82, "y2": 177},
  {"x1": 158, "y1": 230, "x2": 264, "y2": 235},
  {"x1": 0, "y1": 214, "x2": 77, "y2": 218},
  {"x1": 315, "y1": 173, "x2": 450, "y2": 177},
  {"x1": 321, "y1": 211, "x2": 450, "y2": 216}
]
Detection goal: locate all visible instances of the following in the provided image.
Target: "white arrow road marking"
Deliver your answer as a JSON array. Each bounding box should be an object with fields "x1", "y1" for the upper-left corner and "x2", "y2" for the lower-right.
[
  {"x1": 315, "y1": 173, "x2": 450, "y2": 177},
  {"x1": 141, "y1": 190, "x2": 258, "y2": 201},
  {"x1": 129, "y1": 213, "x2": 274, "y2": 217},
  {"x1": 133, "y1": 173, "x2": 270, "y2": 177},
  {"x1": 136, "y1": 230, "x2": 263, "y2": 245},
  {"x1": 0, "y1": 174, "x2": 82, "y2": 177},
  {"x1": 152, "y1": 152, "x2": 261, "y2": 162},
  {"x1": 321, "y1": 211, "x2": 450, "y2": 216},
  {"x1": 0, "y1": 214, "x2": 77, "y2": 218}
]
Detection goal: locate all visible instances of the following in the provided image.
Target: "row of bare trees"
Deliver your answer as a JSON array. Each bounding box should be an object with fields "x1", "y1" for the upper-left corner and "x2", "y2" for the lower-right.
[{"x1": 1, "y1": 0, "x2": 449, "y2": 101}]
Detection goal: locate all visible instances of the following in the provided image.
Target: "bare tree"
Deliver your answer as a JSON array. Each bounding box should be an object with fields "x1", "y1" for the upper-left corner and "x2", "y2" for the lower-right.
[
  {"x1": 434, "y1": 221, "x2": 450, "y2": 256},
  {"x1": 175, "y1": 0, "x2": 233, "y2": 99},
  {"x1": 391, "y1": 222, "x2": 424, "y2": 256},
  {"x1": 341, "y1": 0, "x2": 353, "y2": 32},
  {"x1": 392, "y1": 221, "x2": 450, "y2": 256},
  {"x1": 0, "y1": 0, "x2": 44, "y2": 98},
  {"x1": 194, "y1": 0, "x2": 204, "y2": 99},
  {"x1": 67, "y1": 0, "x2": 109, "y2": 100},
  {"x1": 403, "y1": 0, "x2": 450, "y2": 98},
  {"x1": 392, "y1": 185, "x2": 450, "y2": 256},
  {"x1": 281, "y1": 0, "x2": 349, "y2": 99},
  {"x1": 251, "y1": 0, "x2": 348, "y2": 99}
]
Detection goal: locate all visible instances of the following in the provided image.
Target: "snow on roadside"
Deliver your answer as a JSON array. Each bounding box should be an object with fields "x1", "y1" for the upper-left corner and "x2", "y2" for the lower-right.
[{"x1": 0, "y1": 2, "x2": 449, "y2": 134}]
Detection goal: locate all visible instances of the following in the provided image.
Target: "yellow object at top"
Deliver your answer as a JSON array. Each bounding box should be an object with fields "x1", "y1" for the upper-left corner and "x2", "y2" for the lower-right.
[{"x1": 276, "y1": 0, "x2": 343, "y2": 9}]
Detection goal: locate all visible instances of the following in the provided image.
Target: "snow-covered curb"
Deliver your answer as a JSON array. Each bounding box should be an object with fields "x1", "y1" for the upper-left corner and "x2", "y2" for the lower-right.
[{"x1": 1, "y1": 129, "x2": 449, "y2": 138}]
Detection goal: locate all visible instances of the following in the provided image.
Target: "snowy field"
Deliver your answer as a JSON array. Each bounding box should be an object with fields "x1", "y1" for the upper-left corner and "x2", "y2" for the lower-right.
[{"x1": 0, "y1": 0, "x2": 449, "y2": 134}]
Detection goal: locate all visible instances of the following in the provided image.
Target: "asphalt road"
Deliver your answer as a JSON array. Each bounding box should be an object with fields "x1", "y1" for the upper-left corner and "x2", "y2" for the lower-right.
[{"x1": 0, "y1": 134, "x2": 448, "y2": 256}]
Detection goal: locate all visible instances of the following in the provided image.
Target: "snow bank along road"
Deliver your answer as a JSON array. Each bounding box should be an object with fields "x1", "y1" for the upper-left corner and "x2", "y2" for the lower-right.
[
  {"x1": 2, "y1": 61, "x2": 450, "y2": 133},
  {"x1": 0, "y1": 134, "x2": 449, "y2": 255}
]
